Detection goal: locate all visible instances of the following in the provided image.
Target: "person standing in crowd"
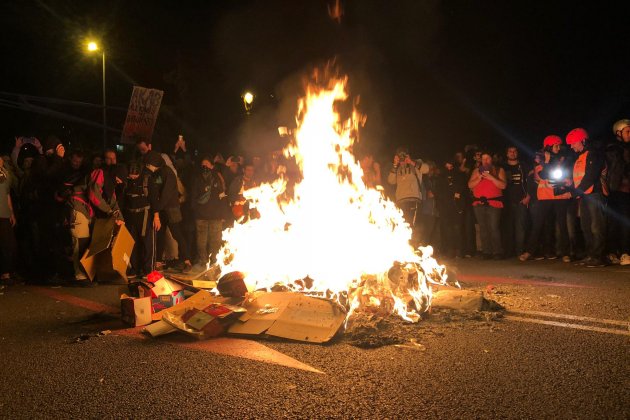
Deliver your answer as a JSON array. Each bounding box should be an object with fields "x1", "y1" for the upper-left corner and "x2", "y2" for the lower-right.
[
  {"x1": 359, "y1": 152, "x2": 382, "y2": 189},
  {"x1": 228, "y1": 160, "x2": 259, "y2": 223},
  {"x1": 519, "y1": 135, "x2": 572, "y2": 262},
  {"x1": 467, "y1": 151, "x2": 507, "y2": 259},
  {"x1": 55, "y1": 150, "x2": 91, "y2": 281},
  {"x1": 122, "y1": 162, "x2": 153, "y2": 278},
  {"x1": 459, "y1": 147, "x2": 480, "y2": 257},
  {"x1": 103, "y1": 150, "x2": 127, "y2": 209},
  {"x1": 566, "y1": 128, "x2": 608, "y2": 267},
  {"x1": 88, "y1": 153, "x2": 124, "y2": 224},
  {"x1": 606, "y1": 119, "x2": 630, "y2": 265},
  {"x1": 436, "y1": 159, "x2": 466, "y2": 258},
  {"x1": 387, "y1": 147, "x2": 430, "y2": 245},
  {"x1": 144, "y1": 151, "x2": 192, "y2": 273},
  {"x1": 419, "y1": 161, "x2": 439, "y2": 246},
  {"x1": 192, "y1": 157, "x2": 228, "y2": 266},
  {"x1": 502, "y1": 146, "x2": 530, "y2": 258},
  {"x1": 0, "y1": 156, "x2": 17, "y2": 284}
]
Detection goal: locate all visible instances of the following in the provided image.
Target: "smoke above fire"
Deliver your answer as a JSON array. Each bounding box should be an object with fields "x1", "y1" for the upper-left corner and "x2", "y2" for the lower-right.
[{"x1": 215, "y1": 70, "x2": 450, "y2": 321}]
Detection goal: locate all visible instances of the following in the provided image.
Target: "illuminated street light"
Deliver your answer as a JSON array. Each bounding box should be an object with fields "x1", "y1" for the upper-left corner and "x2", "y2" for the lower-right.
[
  {"x1": 242, "y1": 91, "x2": 254, "y2": 113},
  {"x1": 85, "y1": 39, "x2": 107, "y2": 149}
]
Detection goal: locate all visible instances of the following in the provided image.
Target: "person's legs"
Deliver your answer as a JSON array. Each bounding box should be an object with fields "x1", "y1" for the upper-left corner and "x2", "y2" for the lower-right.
[
  {"x1": 586, "y1": 193, "x2": 606, "y2": 260},
  {"x1": 553, "y1": 200, "x2": 570, "y2": 257},
  {"x1": 524, "y1": 200, "x2": 549, "y2": 255},
  {"x1": 473, "y1": 206, "x2": 490, "y2": 255},
  {"x1": 514, "y1": 203, "x2": 528, "y2": 256},
  {"x1": 579, "y1": 198, "x2": 593, "y2": 259},
  {"x1": 618, "y1": 192, "x2": 630, "y2": 256},
  {"x1": 0, "y1": 218, "x2": 16, "y2": 277},
  {"x1": 208, "y1": 219, "x2": 224, "y2": 264},
  {"x1": 488, "y1": 206, "x2": 503, "y2": 256},
  {"x1": 195, "y1": 219, "x2": 209, "y2": 264},
  {"x1": 70, "y1": 210, "x2": 90, "y2": 279},
  {"x1": 502, "y1": 203, "x2": 516, "y2": 257},
  {"x1": 566, "y1": 199, "x2": 579, "y2": 258},
  {"x1": 168, "y1": 220, "x2": 190, "y2": 262}
]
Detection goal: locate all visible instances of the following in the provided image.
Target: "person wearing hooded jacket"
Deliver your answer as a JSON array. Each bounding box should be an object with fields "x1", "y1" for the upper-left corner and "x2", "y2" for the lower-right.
[
  {"x1": 144, "y1": 151, "x2": 192, "y2": 273},
  {"x1": 387, "y1": 147, "x2": 430, "y2": 245},
  {"x1": 191, "y1": 157, "x2": 228, "y2": 266},
  {"x1": 605, "y1": 119, "x2": 630, "y2": 265}
]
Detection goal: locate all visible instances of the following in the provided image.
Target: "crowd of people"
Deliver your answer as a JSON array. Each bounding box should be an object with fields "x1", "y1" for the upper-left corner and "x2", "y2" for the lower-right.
[
  {"x1": 384, "y1": 120, "x2": 630, "y2": 268},
  {"x1": 0, "y1": 119, "x2": 629, "y2": 285}
]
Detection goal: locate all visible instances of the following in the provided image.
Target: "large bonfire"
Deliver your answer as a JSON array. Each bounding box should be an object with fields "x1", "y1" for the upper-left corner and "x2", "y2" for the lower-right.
[{"x1": 216, "y1": 71, "x2": 451, "y2": 322}]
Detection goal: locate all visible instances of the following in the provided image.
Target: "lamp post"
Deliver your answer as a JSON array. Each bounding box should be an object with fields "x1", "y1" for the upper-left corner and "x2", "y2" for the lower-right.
[
  {"x1": 87, "y1": 41, "x2": 107, "y2": 149},
  {"x1": 242, "y1": 91, "x2": 254, "y2": 114}
]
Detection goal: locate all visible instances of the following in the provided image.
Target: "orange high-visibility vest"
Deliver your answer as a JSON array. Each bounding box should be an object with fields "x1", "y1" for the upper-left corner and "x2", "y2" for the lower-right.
[
  {"x1": 535, "y1": 165, "x2": 570, "y2": 200},
  {"x1": 573, "y1": 151, "x2": 609, "y2": 196}
]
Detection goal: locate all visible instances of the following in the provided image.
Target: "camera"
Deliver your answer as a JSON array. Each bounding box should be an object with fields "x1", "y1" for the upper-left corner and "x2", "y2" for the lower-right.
[{"x1": 397, "y1": 151, "x2": 408, "y2": 161}]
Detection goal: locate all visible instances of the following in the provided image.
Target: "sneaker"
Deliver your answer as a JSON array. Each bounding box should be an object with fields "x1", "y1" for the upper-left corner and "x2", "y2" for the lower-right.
[
  {"x1": 561, "y1": 255, "x2": 571, "y2": 263},
  {"x1": 533, "y1": 255, "x2": 545, "y2": 261},
  {"x1": 545, "y1": 254, "x2": 558, "y2": 260},
  {"x1": 620, "y1": 254, "x2": 630, "y2": 266},
  {"x1": 607, "y1": 253, "x2": 621, "y2": 265},
  {"x1": 585, "y1": 258, "x2": 606, "y2": 268},
  {"x1": 126, "y1": 270, "x2": 138, "y2": 279},
  {"x1": 519, "y1": 252, "x2": 532, "y2": 262},
  {"x1": 75, "y1": 272, "x2": 88, "y2": 281}
]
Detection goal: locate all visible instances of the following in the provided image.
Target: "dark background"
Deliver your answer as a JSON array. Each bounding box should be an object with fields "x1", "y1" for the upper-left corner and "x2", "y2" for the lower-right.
[{"x1": 1, "y1": 0, "x2": 628, "y2": 160}]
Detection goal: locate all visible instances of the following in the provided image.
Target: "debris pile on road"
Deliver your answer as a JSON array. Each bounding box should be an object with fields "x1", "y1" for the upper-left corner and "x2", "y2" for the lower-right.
[{"x1": 117, "y1": 268, "x2": 502, "y2": 345}]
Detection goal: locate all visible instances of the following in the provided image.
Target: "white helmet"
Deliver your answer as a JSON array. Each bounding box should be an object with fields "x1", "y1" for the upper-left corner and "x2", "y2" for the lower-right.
[{"x1": 612, "y1": 119, "x2": 630, "y2": 135}]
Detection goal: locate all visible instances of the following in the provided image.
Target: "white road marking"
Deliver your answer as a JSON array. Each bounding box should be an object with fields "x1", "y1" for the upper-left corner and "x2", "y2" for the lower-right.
[
  {"x1": 505, "y1": 316, "x2": 630, "y2": 336},
  {"x1": 507, "y1": 310, "x2": 629, "y2": 327}
]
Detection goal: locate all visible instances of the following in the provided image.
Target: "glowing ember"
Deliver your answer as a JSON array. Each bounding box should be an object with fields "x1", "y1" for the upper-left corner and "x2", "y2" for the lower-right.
[{"x1": 216, "y1": 72, "x2": 451, "y2": 322}]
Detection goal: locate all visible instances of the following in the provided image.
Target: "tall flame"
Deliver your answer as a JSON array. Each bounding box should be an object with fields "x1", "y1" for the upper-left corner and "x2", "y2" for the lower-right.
[{"x1": 217, "y1": 74, "x2": 449, "y2": 322}]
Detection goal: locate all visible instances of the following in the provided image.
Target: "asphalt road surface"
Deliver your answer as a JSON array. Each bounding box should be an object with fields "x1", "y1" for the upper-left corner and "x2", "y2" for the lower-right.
[{"x1": 1, "y1": 259, "x2": 628, "y2": 419}]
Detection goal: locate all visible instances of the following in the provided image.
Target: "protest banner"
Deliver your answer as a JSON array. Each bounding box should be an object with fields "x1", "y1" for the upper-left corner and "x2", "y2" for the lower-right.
[{"x1": 121, "y1": 86, "x2": 164, "y2": 144}]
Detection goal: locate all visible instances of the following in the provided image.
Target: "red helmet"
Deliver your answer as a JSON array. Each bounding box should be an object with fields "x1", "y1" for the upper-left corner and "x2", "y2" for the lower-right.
[
  {"x1": 566, "y1": 128, "x2": 588, "y2": 145},
  {"x1": 543, "y1": 135, "x2": 562, "y2": 147}
]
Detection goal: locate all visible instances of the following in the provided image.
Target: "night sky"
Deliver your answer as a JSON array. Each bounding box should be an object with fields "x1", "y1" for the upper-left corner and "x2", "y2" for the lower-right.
[{"x1": 1, "y1": 0, "x2": 629, "y2": 160}]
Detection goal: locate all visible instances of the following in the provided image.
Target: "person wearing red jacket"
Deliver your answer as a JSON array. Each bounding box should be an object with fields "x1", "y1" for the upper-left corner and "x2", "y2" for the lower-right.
[
  {"x1": 468, "y1": 152, "x2": 507, "y2": 259},
  {"x1": 566, "y1": 128, "x2": 608, "y2": 267}
]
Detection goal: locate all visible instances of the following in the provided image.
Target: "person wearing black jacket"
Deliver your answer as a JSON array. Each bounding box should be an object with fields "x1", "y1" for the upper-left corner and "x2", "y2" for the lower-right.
[
  {"x1": 145, "y1": 151, "x2": 192, "y2": 273},
  {"x1": 191, "y1": 157, "x2": 228, "y2": 265},
  {"x1": 123, "y1": 162, "x2": 153, "y2": 277},
  {"x1": 502, "y1": 146, "x2": 530, "y2": 257},
  {"x1": 436, "y1": 160, "x2": 466, "y2": 258},
  {"x1": 566, "y1": 128, "x2": 608, "y2": 267}
]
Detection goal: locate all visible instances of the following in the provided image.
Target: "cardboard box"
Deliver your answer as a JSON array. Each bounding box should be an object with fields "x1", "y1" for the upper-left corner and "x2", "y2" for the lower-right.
[
  {"x1": 120, "y1": 295, "x2": 152, "y2": 326},
  {"x1": 81, "y1": 217, "x2": 135, "y2": 283},
  {"x1": 228, "y1": 292, "x2": 346, "y2": 343},
  {"x1": 143, "y1": 290, "x2": 238, "y2": 338},
  {"x1": 150, "y1": 278, "x2": 184, "y2": 297}
]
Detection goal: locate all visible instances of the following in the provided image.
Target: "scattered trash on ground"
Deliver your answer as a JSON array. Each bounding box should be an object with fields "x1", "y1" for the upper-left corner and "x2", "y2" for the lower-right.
[{"x1": 110, "y1": 269, "x2": 505, "y2": 347}]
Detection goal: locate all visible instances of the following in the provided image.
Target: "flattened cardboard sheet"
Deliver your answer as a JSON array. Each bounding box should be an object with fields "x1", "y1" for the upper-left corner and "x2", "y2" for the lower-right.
[{"x1": 228, "y1": 292, "x2": 346, "y2": 343}]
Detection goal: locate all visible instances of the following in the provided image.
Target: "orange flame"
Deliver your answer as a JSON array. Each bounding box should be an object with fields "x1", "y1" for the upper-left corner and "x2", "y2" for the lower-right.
[{"x1": 217, "y1": 74, "x2": 449, "y2": 322}]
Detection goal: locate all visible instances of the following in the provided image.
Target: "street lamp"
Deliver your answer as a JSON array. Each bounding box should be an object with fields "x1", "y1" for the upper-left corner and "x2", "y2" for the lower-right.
[
  {"x1": 242, "y1": 91, "x2": 254, "y2": 114},
  {"x1": 86, "y1": 40, "x2": 107, "y2": 149}
]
